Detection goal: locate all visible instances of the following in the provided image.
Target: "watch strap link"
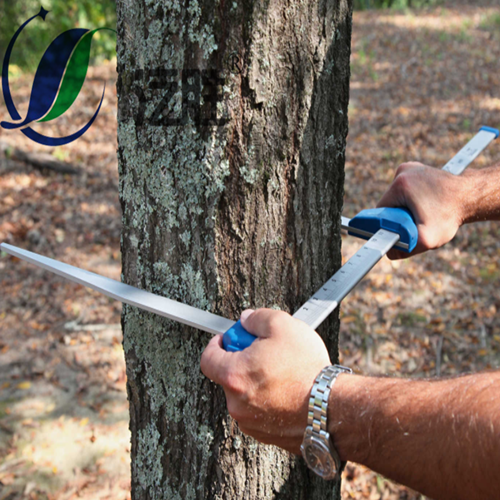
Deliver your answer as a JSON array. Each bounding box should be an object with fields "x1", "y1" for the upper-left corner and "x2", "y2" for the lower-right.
[
  {"x1": 307, "y1": 364, "x2": 352, "y2": 435},
  {"x1": 301, "y1": 364, "x2": 352, "y2": 481}
]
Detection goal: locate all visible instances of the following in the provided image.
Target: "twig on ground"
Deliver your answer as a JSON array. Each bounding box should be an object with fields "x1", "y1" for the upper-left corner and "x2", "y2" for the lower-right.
[
  {"x1": 64, "y1": 321, "x2": 121, "y2": 332},
  {"x1": 0, "y1": 141, "x2": 81, "y2": 175},
  {"x1": 11, "y1": 148, "x2": 81, "y2": 175},
  {"x1": 436, "y1": 335, "x2": 444, "y2": 377}
]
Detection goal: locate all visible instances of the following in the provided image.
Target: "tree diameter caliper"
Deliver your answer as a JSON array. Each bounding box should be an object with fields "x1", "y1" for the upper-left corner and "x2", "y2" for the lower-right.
[{"x1": 2, "y1": 126, "x2": 499, "y2": 351}]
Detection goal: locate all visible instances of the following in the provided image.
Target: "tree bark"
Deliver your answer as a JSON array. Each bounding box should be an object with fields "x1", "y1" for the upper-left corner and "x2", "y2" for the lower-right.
[{"x1": 116, "y1": 0, "x2": 352, "y2": 498}]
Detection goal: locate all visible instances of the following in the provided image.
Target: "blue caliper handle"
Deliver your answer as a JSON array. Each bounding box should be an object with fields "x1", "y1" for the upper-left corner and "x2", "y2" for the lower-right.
[
  {"x1": 348, "y1": 207, "x2": 419, "y2": 253},
  {"x1": 480, "y1": 125, "x2": 500, "y2": 138},
  {"x1": 223, "y1": 320, "x2": 258, "y2": 352}
]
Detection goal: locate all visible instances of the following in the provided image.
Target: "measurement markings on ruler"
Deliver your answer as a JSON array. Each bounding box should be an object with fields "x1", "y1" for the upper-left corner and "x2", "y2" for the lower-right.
[
  {"x1": 295, "y1": 128, "x2": 499, "y2": 332},
  {"x1": 442, "y1": 128, "x2": 497, "y2": 175},
  {"x1": 1, "y1": 127, "x2": 498, "y2": 352},
  {"x1": 294, "y1": 230, "x2": 399, "y2": 329}
]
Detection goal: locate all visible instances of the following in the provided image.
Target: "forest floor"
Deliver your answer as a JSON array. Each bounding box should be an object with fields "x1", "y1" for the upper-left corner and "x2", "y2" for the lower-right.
[{"x1": 1, "y1": 1, "x2": 500, "y2": 499}]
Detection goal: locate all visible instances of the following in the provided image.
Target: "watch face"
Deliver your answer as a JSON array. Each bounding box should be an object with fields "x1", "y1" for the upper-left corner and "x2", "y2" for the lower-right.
[{"x1": 301, "y1": 435, "x2": 339, "y2": 481}]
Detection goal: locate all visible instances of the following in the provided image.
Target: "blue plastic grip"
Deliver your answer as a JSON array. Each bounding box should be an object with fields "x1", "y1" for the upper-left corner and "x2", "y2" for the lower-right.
[
  {"x1": 480, "y1": 126, "x2": 500, "y2": 139},
  {"x1": 348, "y1": 207, "x2": 418, "y2": 252},
  {"x1": 222, "y1": 320, "x2": 258, "y2": 352}
]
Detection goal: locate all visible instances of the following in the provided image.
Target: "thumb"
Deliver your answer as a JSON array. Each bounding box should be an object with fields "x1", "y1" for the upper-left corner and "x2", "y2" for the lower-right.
[
  {"x1": 200, "y1": 334, "x2": 234, "y2": 384},
  {"x1": 240, "y1": 308, "x2": 289, "y2": 339},
  {"x1": 240, "y1": 309, "x2": 255, "y2": 323}
]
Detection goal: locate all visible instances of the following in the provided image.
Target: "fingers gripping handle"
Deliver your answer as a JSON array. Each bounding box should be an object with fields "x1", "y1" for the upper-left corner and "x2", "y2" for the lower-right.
[{"x1": 223, "y1": 320, "x2": 258, "y2": 352}]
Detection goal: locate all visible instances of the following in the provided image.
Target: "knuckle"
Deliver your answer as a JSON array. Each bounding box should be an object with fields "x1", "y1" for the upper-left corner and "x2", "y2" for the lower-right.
[
  {"x1": 395, "y1": 162, "x2": 411, "y2": 176},
  {"x1": 396, "y1": 161, "x2": 426, "y2": 177},
  {"x1": 417, "y1": 231, "x2": 433, "y2": 250},
  {"x1": 225, "y1": 370, "x2": 245, "y2": 396},
  {"x1": 392, "y1": 172, "x2": 410, "y2": 193},
  {"x1": 395, "y1": 161, "x2": 421, "y2": 178}
]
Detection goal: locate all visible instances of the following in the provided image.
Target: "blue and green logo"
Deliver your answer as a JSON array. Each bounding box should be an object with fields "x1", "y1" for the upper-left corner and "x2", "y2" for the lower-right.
[{"x1": 1, "y1": 7, "x2": 114, "y2": 146}]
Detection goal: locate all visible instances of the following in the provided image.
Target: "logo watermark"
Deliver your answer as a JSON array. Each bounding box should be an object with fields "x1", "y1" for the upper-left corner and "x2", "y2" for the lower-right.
[
  {"x1": 1, "y1": 7, "x2": 115, "y2": 146},
  {"x1": 128, "y1": 68, "x2": 228, "y2": 127}
]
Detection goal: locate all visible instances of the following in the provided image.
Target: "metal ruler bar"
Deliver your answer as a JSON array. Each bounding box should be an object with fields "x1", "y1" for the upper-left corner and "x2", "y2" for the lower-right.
[
  {"x1": 0, "y1": 243, "x2": 235, "y2": 336},
  {"x1": 341, "y1": 216, "x2": 409, "y2": 250},
  {"x1": 293, "y1": 229, "x2": 399, "y2": 329},
  {"x1": 442, "y1": 128, "x2": 497, "y2": 175},
  {"x1": 295, "y1": 127, "x2": 497, "y2": 329}
]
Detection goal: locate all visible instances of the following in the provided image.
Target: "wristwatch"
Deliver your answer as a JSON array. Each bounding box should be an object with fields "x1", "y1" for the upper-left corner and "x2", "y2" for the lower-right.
[{"x1": 300, "y1": 364, "x2": 352, "y2": 481}]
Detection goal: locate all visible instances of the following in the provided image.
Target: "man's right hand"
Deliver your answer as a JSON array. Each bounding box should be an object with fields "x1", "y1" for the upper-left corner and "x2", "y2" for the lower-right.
[
  {"x1": 376, "y1": 162, "x2": 469, "y2": 260},
  {"x1": 200, "y1": 309, "x2": 331, "y2": 455}
]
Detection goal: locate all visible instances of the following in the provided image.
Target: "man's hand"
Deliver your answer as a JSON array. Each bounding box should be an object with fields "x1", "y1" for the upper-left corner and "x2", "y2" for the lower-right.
[
  {"x1": 200, "y1": 308, "x2": 330, "y2": 454},
  {"x1": 377, "y1": 162, "x2": 468, "y2": 259},
  {"x1": 200, "y1": 309, "x2": 500, "y2": 500}
]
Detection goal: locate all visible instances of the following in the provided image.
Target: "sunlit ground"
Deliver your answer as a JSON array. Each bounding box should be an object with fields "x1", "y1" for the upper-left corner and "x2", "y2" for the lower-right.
[{"x1": 1, "y1": 1, "x2": 500, "y2": 499}]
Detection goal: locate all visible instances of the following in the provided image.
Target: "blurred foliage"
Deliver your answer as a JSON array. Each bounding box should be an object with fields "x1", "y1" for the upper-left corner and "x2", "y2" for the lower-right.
[
  {"x1": 354, "y1": 0, "x2": 441, "y2": 10},
  {"x1": 0, "y1": 0, "x2": 116, "y2": 72},
  {"x1": 0, "y1": 0, "x2": 448, "y2": 74},
  {"x1": 480, "y1": 11, "x2": 500, "y2": 30}
]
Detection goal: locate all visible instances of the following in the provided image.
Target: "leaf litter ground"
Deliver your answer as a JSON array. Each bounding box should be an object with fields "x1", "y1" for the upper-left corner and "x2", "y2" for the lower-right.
[{"x1": 1, "y1": 2, "x2": 500, "y2": 499}]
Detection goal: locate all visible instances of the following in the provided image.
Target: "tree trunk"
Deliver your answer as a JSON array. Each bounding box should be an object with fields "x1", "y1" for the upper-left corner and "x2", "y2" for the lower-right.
[{"x1": 116, "y1": 0, "x2": 352, "y2": 498}]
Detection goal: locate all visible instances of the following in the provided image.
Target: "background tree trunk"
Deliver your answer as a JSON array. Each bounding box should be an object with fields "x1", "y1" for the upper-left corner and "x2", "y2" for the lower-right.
[{"x1": 116, "y1": 0, "x2": 352, "y2": 498}]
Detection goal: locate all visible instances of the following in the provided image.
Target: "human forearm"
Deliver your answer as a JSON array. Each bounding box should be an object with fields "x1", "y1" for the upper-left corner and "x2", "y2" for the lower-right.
[
  {"x1": 201, "y1": 310, "x2": 500, "y2": 498},
  {"x1": 329, "y1": 372, "x2": 500, "y2": 500},
  {"x1": 461, "y1": 164, "x2": 500, "y2": 224}
]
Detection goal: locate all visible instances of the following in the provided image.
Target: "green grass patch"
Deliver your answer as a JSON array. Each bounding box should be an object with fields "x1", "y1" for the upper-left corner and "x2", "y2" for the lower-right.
[
  {"x1": 0, "y1": 398, "x2": 17, "y2": 419},
  {"x1": 480, "y1": 12, "x2": 500, "y2": 31},
  {"x1": 397, "y1": 311, "x2": 428, "y2": 327},
  {"x1": 354, "y1": 0, "x2": 442, "y2": 11}
]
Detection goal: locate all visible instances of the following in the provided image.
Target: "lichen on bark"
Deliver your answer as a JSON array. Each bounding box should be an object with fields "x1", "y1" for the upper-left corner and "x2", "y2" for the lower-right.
[{"x1": 117, "y1": 0, "x2": 352, "y2": 498}]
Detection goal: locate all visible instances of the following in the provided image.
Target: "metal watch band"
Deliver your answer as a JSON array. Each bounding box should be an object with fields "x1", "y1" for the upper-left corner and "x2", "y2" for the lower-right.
[{"x1": 307, "y1": 364, "x2": 352, "y2": 437}]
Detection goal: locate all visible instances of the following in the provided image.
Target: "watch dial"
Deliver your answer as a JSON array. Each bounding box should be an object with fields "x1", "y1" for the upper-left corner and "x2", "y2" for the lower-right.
[{"x1": 302, "y1": 437, "x2": 338, "y2": 480}]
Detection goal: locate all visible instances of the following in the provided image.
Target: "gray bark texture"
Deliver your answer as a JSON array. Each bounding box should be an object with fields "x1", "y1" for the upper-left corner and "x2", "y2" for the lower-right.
[{"x1": 116, "y1": 0, "x2": 352, "y2": 498}]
